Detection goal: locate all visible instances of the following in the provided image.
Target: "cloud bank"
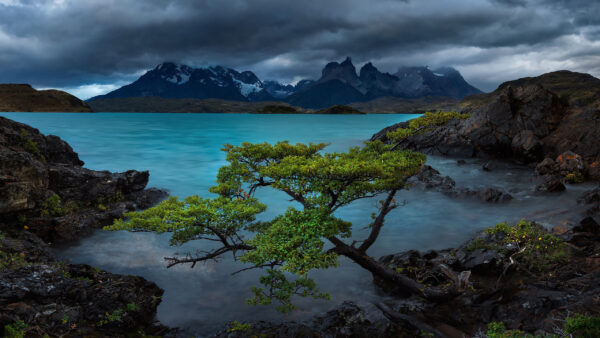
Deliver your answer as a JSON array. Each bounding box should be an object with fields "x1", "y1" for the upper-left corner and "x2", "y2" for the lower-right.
[{"x1": 0, "y1": 0, "x2": 598, "y2": 98}]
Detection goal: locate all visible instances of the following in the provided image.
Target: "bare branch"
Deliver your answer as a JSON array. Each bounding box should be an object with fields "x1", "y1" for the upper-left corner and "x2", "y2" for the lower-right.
[{"x1": 358, "y1": 189, "x2": 398, "y2": 252}]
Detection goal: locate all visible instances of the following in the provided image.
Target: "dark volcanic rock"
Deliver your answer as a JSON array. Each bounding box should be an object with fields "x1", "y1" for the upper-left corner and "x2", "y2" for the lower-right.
[
  {"x1": 410, "y1": 165, "x2": 512, "y2": 203},
  {"x1": 370, "y1": 221, "x2": 600, "y2": 337},
  {"x1": 578, "y1": 186, "x2": 600, "y2": 217},
  {"x1": 0, "y1": 117, "x2": 171, "y2": 336},
  {"x1": 373, "y1": 71, "x2": 600, "y2": 180},
  {"x1": 0, "y1": 116, "x2": 167, "y2": 243},
  {"x1": 0, "y1": 262, "x2": 165, "y2": 337},
  {"x1": 535, "y1": 175, "x2": 566, "y2": 193},
  {"x1": 215, "y1": 301, "x2": 403, "y2": 338}
]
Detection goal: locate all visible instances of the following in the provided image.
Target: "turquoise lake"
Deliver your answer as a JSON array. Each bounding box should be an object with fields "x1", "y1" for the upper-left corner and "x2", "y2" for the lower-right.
[{"x1": 0, "y1": 112, "x2": 590, "y2": 336}]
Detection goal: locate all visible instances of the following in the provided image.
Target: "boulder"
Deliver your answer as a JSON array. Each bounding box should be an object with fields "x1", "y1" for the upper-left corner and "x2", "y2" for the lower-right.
[{"x1": 535, "y1": 175, "x2": 566, "y2": 193}]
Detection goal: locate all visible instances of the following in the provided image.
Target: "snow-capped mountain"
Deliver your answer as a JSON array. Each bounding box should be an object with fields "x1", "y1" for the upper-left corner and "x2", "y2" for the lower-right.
[
  {"x1": 88, "y1": 62, "x2": 273, "y2": 102},
  {"x1": 263, "y1": 79, "x2": 315, "y2": 98},
  {"x1": 89, "y1": 58, "x2": 481, "y2": 109},
  {"x1": 285, "y1": 57, "x2": 482, "y2": 108}
]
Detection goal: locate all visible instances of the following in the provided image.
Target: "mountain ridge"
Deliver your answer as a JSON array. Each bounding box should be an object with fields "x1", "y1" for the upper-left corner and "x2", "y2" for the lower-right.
[
  {"x1": 88, "y1": 58, "x2": 482, "y2": 109},
  {"x1": 0, "y1": 84, "x2": 92, "y2": 112}
]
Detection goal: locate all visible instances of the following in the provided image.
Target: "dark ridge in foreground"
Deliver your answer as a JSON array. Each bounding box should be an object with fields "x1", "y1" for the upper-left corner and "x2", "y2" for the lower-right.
[
  {"x1": 0, "y1": 84, "x2": 92, "y2": 112},
  {"x1": 0, "y1": 116, "x2": 171, "y2": 336}
]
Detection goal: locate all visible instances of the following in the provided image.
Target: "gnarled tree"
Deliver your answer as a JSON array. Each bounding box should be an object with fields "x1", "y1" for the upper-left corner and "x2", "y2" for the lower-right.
[{"x1": 107, "y1": 140, "x2": 457, "y2": 312}]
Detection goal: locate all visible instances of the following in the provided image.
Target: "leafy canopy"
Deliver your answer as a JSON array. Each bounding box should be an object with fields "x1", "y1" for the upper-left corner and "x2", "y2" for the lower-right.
[
  {"x1": 386, "y1": 111, "x2": 471, "y2": 141},
  {"x1": 107, "y1": 140, "x2": 426, "y2": 312}
]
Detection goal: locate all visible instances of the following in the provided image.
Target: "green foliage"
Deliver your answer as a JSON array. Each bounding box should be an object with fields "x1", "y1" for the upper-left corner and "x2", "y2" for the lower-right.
[
  {"x1": 227, "y1": 321, "x2": 252, "y2": 332},
  {"x1": 4, "y1": 320, "x2": 28, "y2": 338},
  {"x1": 0, "y1": 250, "x2": 28, "y2": 272},
  {"x1": 247, "y1": 269, "x2": 330, "y2": 313},
  {"x1": 564, "y1": 313, "x2": 600, "y2": 337},
  {"x1": 40, "y1": 194, "x2": 79, "y2": 217},
  {"x1": 98, "y1": 309, "x2": 124, "y2": 326},
  {"x1": 108, "y1": 140, "x2": 425, "y2": 312},
  {"x1": 386, "y1": 111, "x2": 471, "y2": 141},
  {"x1": 466, "y1": 237, "x2": 489, "y2": 252},
  {"x1": 126, "y1": 302, "x2": 140, "y2": 312},
  {"x1": 486, "y1": 220, "x2": 568, "y2": 272},
  {"x1": 485, "y1": 321, "x2": 533, "y2": 338},
  {"x1": 19, "y1": 128, "x2": 45, "y2": 163},
  {"x1": 564, "y1": 171, "x2": 584, "y2": 184}
]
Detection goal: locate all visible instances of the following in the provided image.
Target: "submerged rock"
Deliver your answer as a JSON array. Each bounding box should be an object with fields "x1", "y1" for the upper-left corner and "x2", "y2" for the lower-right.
[
  {"x1": 535, "y1": 175, "x2": 566, "y2": 193},
  {"x1": 410, "y1": 165, "x2": 513, "y2": 203}
]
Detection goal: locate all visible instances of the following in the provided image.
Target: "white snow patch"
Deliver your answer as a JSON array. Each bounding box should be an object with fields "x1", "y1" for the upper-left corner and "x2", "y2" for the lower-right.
[
  {"x1": 233, "y1": 79, "x2": 261, "y2": 97},
  {"x1": 433, "y1": 72, "x2": 445, "y2": 77}
]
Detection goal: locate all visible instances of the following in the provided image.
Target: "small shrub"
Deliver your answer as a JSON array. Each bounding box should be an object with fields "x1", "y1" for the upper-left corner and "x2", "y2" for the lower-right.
[
  {"x1": 486, "y1": 220, "x2": 568, "y2": 272},
  {"x1": 564, "y1": 171, "x2": 584, "y2": 184},
  {"x1": 126, "y1": 302, "x2": 139, "y2": 312},
  {"x1": 98, "y1": 309, "x2": 124, "y2": 326},
  {"x1": 485, "y1": 321, "x2": 531, "y2": 338},
  {"x1": 40, "y1": 194, "x2": 79, "y2": 217},
  {"x1": 466, "y1": 237, "x2": 489, "y2": 252},
  {"x1": 564, "y1": 313, "x2": 600, "y2": 337},
  {"x1": 227, "y1": 321, "x2": 251, "y2": 332},
  {"x1": 0, "y1": 250, "x2": 29, "y2": 272},
  {"x1": 40, "y1": 194, "x2": 62, "y2": 217},
  {"x1": 386, "y1": 111, "x2": 471, "y2": 141},
  {"x1": 19, "y1": 128, "x2": 45, "y2": 163},
  {"x1": 4, "y1": 320, "x2": 28, "y2": 338}
]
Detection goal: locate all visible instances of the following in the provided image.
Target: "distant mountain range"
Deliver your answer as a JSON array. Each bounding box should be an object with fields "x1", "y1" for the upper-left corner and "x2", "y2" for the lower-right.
[{"x1": 88, "y1": 57, "x2": 482, "y2": 109}]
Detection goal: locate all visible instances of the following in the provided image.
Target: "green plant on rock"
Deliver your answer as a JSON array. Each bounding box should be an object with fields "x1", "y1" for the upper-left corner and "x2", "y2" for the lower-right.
[
  {"x1": 386, "y1": 111, "x2": 471, "y2": 142},
  {"x1": 0, "y1": 249, "x2": 28, "y2": 272},
  {"x1": 126, "y1": 302, "x2": 139, "y2": 312},
  {"x1": 4, "y1": 320, "x2": 29, "y2": 338},
  {"x1": 486, "y1": 220, "x2": 568, "y2": 272},
  {"x1": 98, "y1": 309, "x2": 124, "y2": 326},
  {"x1": 564, "y1": 171, "x2": 584, "y2": 184},
  {"x1": 466, "y1": 237, "x2": 489, "y2": 252},
  {"x1": 40, "y1": 194, "x2": 79, "y2": 217},
  {"x1": 19, "y1": 128, "x2": 45, "y2": 163},
  {"x1": 485, "y1": 321, "x2": 534, "y2": 338},
  {"x1": 227, "y1": 321, "x2": 252, "y2": 332},
  {"x1": 107, "y1": 140, "x2": 462, "y2": 312},
  {"x1": 564, "y1": 313, "x2": 600, "y2": 337}
]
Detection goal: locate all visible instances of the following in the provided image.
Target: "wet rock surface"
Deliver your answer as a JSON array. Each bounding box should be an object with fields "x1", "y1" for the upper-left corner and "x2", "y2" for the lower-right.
[
  {"x1": 0, "y1": 116, "x2": 171, "y2": 336},
  {"x1": 373, "y1": 74, "x2": 600, "y2": 181},
  {"x1": 213, "y1": 220, "x2": 600, "y2": 337},
  {"x1": 0, "y1": 116, "x2": 167, "y2": 243},
  {"x1": 409, "y1": 165, "x2": 513, "y2": 203}
]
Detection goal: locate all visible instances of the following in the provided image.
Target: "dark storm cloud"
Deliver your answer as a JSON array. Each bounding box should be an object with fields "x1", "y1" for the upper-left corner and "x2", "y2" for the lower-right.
[{"x1": 0, "y1": 0, "x2": 598, "y2": 98}]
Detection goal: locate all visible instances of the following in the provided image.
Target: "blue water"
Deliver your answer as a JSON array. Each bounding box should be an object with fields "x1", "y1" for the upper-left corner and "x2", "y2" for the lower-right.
[{"x1": 1, "y1": 112, "x2": 591, "y2": 336}]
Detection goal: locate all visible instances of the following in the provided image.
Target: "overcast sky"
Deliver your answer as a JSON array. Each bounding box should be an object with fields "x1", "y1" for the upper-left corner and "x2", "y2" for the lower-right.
[{"x1": 0, "y1": 0, "x2": 599, "y2": 99}]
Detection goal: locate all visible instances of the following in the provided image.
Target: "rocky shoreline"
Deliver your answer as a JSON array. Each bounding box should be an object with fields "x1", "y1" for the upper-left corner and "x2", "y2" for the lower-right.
[
  {"x1": 0, "y1": 116, "x2": 170, "y2": 336},
  {"x1": 1, "y1": 70, "x2": 600, "y2": 337}
]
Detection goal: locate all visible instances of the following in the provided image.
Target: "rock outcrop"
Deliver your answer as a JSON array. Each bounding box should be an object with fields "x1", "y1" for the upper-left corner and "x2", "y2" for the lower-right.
[
  {"x1": 0, "y1": 233, "x2": 169, "y2": 337},
  {"x1": 0, "y1": 116, "x2": 170, "y2": 336},
  {"x1": 373, "y1": 71, "x2": 600, "y2": 180},
  {"x1": 0, "y1": 116, "x2": 167, "y2": 243}
]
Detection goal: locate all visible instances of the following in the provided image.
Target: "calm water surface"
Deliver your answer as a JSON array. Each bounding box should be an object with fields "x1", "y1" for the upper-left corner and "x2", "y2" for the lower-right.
[{"x1": 1, "y1": 113, "x2": 590, "y2": 336}]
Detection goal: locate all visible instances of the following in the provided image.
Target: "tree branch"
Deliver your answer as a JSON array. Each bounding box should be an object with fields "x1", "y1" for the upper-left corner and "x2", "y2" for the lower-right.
[{"x1": 358, "y1": 189, "x2": 398, "y2": 252}]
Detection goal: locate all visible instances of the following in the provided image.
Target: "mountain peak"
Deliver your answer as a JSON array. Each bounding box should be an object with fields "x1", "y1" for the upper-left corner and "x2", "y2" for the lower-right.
[{"x1": 320, "y1": 57, "x2": 360, "y2": 88}]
